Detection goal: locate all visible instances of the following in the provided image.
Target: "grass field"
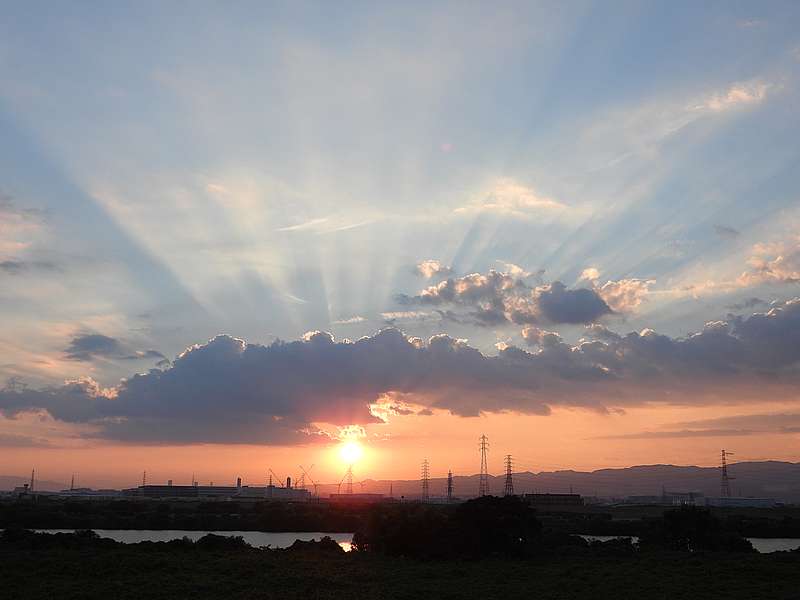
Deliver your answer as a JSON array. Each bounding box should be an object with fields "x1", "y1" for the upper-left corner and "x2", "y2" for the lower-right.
[{"x1": 2, "y1": 541, "x2": 800, "y2": 599}]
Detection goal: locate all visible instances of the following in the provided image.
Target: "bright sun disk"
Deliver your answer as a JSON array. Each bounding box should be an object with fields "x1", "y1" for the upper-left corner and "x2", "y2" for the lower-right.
[{"x1": 339, "y1": 440, "x2": 363, "y2": 464}]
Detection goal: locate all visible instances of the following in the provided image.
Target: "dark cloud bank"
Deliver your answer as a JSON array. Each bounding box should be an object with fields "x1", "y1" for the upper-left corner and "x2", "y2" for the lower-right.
[{"x1": 3, "y1": 300, "x2": 800, "y2": 445}]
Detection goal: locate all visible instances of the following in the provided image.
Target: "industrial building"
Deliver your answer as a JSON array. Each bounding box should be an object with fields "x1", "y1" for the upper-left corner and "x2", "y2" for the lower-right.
[
  {"x1": 124, "y1": 478, "x2": 311, "y2": 501},
  {"x1": 625, "y1": 491, "x2": 705, "y2": 506},
  {"x1": 705, "y1": 496, "x2": 777, "y2": 508}
]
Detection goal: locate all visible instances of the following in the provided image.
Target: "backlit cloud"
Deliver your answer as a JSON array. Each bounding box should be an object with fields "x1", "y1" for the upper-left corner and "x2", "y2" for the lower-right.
[
  {"x1": 4, "y1": 300, "x2": 800, "y2": 444},
  {"x1": 455, "y1": 179, "x2": 567, "y2": 217},
  {"x1": 399, "y1": 269, "x2": 614, "y2": 325},
  {"x1": 415, "y1": 259, "x2": 453, "y2": 279}
]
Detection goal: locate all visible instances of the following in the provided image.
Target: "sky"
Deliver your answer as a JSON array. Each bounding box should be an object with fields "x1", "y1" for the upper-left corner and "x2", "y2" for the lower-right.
[{"x1": 1, "y1": 1, "x2": 800, "y2": 489}]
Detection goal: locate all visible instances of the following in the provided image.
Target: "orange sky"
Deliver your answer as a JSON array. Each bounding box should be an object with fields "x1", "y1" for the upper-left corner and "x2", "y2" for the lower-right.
[{"x1": 3, "y1": 400, "x2": 798, "y2": 489}]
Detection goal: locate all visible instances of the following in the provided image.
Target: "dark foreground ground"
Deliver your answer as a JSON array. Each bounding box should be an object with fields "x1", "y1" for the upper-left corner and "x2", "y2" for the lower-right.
[{"x1": 2, "y1": 541, "x2": 800, "y2": 600}]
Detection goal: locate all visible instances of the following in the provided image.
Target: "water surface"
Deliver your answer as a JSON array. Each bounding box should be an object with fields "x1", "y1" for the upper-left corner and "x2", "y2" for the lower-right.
[{"x1": 35, "y1": 529, "x2": 353, "y2": 551}]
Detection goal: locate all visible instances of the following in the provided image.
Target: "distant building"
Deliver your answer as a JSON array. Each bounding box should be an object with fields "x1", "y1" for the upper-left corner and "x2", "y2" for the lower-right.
[
  {"x1": 523, "y1": 493, "x2": 583, "y2": 507},
  {"x1": 705, "y1": 497, "x2": 776, "y2": 508},
  {"x1": 56, "y1": 488, "x2": 121, "y2": 499},
  {"x1": 625, "y1": 491, "x2": 704, "y2": 506},
  {"x1": 124, "y1": 483, "x2": 310, "y2": 501}
]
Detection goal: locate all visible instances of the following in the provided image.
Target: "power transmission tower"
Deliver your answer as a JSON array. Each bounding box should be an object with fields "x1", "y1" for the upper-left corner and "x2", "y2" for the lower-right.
[
  {"x1": 447, "y1": 470, "x2": 454, "y2": 502},
  {"x1": 721, "y1": 449, "x2": 735, "y2": 498},
  {"x1": 345, "y1": 465, "x2": 353, "y2": 495},
  {"x1": 479, "y1": 434, "x2": 490, "y2": 496},
  {"x1": 503, "y1": 455, "x2": 514, "y2": 496},
  {"x1": 421, "y1": 459, "x2": 430, "y2": 501}
]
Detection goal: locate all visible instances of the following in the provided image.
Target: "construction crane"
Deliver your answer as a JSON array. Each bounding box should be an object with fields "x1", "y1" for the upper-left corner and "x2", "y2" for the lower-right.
[
  {"x1": 299, "y1": 465, "x2": 319, "y2": 497},
  {"x1": 269, "y1": 468, "x2": 286, "y2": 488}
]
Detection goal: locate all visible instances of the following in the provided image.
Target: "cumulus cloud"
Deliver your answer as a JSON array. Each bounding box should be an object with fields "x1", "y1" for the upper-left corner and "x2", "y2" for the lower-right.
[
  {"x1": 594, "y1": 278, "x2": 655, "y2": 313},
  {"x1": 737, "y1": 239, "x2": 800, "y2": 286},
  {"x1": 64, "y1": 334, "x2": 167, "y2": 364},
  {"x1": 399, "y1": 269, "x2": 613, "y2": 326},
  {"x1": 520, "y1": 326, "x2": 561, "y2": 347},
  {"x1": 415, "y1": 259, "x2": 453, "y2": 279},
  {"x1": 455, "y1": 179, "x2": 567, "y2": 217},
  {"x1": 4, "y1": 300, "x2": 800, "y2": 444}
]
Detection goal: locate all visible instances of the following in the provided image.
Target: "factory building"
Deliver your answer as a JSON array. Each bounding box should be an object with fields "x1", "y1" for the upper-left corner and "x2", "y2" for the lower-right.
[
  {"x1": 705, "y1": 497, "x2": 777, "y2": 508},
  {"x1": 124, "y1": 480, "x2": 311, "y2": 501}
]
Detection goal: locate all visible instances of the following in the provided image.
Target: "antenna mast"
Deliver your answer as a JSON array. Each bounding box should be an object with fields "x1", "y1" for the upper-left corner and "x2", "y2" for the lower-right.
[{"x1": 479, "y1": 434, "x2": 490, "y2": 496}]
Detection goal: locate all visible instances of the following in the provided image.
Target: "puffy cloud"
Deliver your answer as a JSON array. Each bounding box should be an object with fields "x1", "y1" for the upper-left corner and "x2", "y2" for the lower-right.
[
  {"x1": 64, "y1": 334, "x2": 167, "y2": 364},
  {"x1": 400, "y1": 269, "x2": 612, "y2": 325},
  {"x1": 520, "y1": 326, "x2": 561, "y2": 348},
  {"x1": 594, "y1": 278, "x2": 654, "y2": 313},
  {"x1": 415, "y1": 259, "x2": 453, "y2": 279},
  {"x1": 5, "y1": 300, "x2": 800, "y2": 444},
  {"x1": 737, "y1": 239, "x2": 800, "y2": 286},
  {"x1": 455, "y1": 179, "x2": 567, "y2": 217}
]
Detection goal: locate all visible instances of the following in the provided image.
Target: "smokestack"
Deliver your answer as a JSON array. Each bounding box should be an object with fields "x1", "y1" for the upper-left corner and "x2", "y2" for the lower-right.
[
  {"x1": 236, "y1": 477, "x2": 242, "y2": 489},
  {"x1": 286, "y1": 476, "x2": 292, "y2": 489},
  {"x1": 168, "y1": 479, "x2": 173, "y2": 486}
]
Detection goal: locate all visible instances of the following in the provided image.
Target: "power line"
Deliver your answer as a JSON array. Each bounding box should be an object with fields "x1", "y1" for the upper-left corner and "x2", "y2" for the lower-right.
[
  {"x1": 479, "y1": 434, "x2": 490, "y2": 496},
  {"x1": 503, "y1": 454, "x2": 514, "y2": 496}
]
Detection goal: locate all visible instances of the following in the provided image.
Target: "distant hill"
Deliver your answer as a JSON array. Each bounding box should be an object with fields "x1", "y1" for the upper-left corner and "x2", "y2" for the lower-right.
[
  {"x1": 322, "y1": 461, "x2": 800, "y2": 503},
  {"x1": 0, "y1": 475, "x2": 67, "y2": 492}
]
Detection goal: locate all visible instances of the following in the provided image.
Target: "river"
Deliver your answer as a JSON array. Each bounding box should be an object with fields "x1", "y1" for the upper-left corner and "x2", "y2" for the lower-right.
[
  {"x1": 579, "y1": 535, "x2": 800, "y2": 553},
  {"x1": 33, "y1": 529, "x2": 354, "y2": 551}
]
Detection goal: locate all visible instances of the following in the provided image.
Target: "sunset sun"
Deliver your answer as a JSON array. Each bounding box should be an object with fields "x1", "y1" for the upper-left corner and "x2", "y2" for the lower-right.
[{"x1": 338, "y1": 440, "x2": 364, "y2": 465}]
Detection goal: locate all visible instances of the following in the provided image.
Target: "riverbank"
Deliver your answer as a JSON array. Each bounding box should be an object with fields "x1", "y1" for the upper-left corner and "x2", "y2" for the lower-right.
[{"x1": 1, "y1": 533, "x2": 799, "y2": 600}]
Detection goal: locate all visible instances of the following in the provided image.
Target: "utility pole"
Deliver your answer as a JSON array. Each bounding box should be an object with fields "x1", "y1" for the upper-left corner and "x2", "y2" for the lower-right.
[
  {"x1": 721, "y1": 449, "x2": 735, "y2": 498},
  {"x1": 447, "y1": 470, "x2": 454, "y2": 502},
  {"x1": 421, "y1": 459, "x2": 430, "y2": 502},
  {"x1": 503, "y1": 455, "x2": 514, "y2": 496},
  {"x1": 479, "y1": 434, "x2": 490, "y2": 496}
]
